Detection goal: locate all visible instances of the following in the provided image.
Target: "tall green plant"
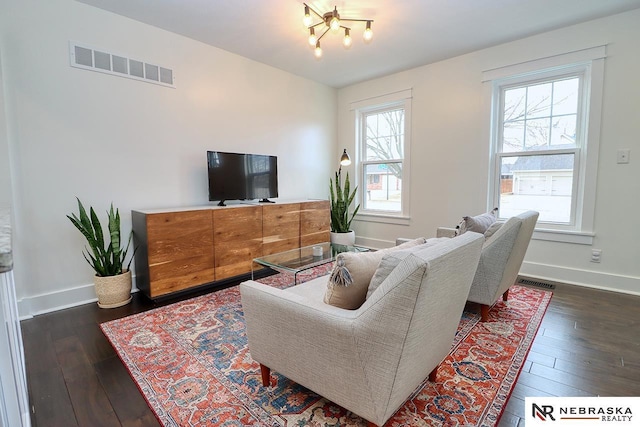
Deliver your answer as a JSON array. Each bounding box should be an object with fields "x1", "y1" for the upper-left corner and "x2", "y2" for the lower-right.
[
  {"x1": 329, "y1": 171, "x2": 360, "y2": 233},
  {"x1": 67, "y1": 198, "x2": 135, "y2": 277}
]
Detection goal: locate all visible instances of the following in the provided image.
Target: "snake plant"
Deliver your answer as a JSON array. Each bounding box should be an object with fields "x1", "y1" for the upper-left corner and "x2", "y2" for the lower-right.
[
  {"x1": 329, "y1": 171, "x2": 360, "y2": 233},
  {"x1": 67, "y1": 198, "x2": 135, "y2": 277}
]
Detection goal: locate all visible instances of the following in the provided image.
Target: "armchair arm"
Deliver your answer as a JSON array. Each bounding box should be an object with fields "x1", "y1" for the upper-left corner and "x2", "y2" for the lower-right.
[
  {"x1": 436, "y1": 227, "x2": 457, "y2": 238},
  {"x1": 240, "y1": 280, "x2": 367, "y2": 387},
  {"x1": 395, "y1": 237, "x2": 412, "y2": 245}
]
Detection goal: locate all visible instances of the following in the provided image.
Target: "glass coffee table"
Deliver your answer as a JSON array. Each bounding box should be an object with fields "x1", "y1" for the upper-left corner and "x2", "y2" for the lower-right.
[{"x1": 252, "y1": 242, "x2": 370, "y2": 285}]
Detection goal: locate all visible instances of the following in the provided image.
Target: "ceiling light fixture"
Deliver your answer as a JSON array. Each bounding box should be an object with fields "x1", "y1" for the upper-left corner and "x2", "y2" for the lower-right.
[{"x1": 303, "y1": 3, "x2": 373, "y2": 58}]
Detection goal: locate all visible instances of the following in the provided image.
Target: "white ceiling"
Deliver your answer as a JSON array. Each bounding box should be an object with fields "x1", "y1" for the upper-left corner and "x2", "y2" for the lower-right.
[{"x1": 76, "y1": 0, "x2": 640, "y2": 88}]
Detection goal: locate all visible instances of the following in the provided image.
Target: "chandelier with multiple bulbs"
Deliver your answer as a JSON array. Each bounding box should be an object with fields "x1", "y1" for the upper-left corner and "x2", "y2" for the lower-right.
[{"x1": 303, "y1": 3, "x2": 374, "y2": 58}]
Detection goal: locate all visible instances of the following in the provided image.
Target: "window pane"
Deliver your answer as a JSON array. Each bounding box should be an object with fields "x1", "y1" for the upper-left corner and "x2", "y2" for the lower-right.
[
  {"x1": 525, "y1": 118, "x2": 550, "y2": 149},
  {"x1": 526, "y1": 82, "x2": 552, "y2": 119},
  {"x1": 364, "y1": 109, "x2": 404, "y2": 161},
  {"x1": 550, "y1": 115, "x2": 577, "y2": 147},
  {"x1": 499, "y1": 153, "x2": 574, "y2": 223},
  {"x1": 503, "y1": 120, "x2": 524, "y2": 152},
  {"x1": 552, "y1": 78, "x2": 579, "y2": 116},
  {"x1": 504, "y1": 87, "x2": 526, "y2": 123},
  {"x1": 363, "y1": 163, "x2": 402, "y2": 212}
]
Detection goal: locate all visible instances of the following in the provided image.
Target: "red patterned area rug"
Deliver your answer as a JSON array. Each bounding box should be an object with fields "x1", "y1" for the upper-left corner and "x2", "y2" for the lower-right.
[{"x1": 101, "y1": 270, "x2": 551, "y2": 426}]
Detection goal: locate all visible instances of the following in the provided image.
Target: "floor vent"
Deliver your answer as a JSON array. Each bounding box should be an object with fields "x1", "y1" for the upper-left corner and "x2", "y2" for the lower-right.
[
  {"x1": 69, "y1": 41, "x2": 175, "y2": 88},
  {"x1": 517, "y1": 278, "x2": 556, "y2": 289}
]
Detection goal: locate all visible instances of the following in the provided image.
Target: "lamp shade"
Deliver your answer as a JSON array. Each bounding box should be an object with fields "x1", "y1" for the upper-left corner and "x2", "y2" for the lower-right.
[{"x1": 340, "y1": 149, "x2": 351, "y2": 166}]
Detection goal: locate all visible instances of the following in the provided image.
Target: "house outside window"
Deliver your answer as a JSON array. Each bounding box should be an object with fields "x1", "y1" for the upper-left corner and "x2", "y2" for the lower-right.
[
  {"x1": 485, "y1": 47, "x2": 605, "y2": 243},
  {"x1": 352, "y1": 89, "x2": 412, "y2": 221}
]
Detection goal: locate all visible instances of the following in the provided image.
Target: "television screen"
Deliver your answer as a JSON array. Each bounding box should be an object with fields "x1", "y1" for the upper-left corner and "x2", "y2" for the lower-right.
[{"x1": 207, "y1": 151, "x2": 278, "y2": 205}]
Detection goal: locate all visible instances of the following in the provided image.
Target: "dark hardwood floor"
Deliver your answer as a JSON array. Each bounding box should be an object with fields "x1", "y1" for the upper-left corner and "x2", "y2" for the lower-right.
[{"x1": 21, "y1": 279, "x2": 640, "y2": 427}]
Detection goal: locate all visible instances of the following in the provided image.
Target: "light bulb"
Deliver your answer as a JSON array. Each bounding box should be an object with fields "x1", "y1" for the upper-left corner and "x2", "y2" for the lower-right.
[
  {"x1": 303, "y1": 5, "x2": 312, "y2": 27},
  {"x1": 363, "y1": 21, "x2": 373, "y2": 42},
  {"x1": 308, "y1": 28, "x2": 317, "y2": 46},
  {"x1": 314, "y1": 42, "x2": 322, "y2": 58},
  {"x1": 330, "y1": 17, "x2": 340, "y2": 31},
  {"x1": 329, "y1": 6, "x2": 340, "y2": 31},
  {"x1": 343, "y1": 28, "x2": 352, "y2": 48}
]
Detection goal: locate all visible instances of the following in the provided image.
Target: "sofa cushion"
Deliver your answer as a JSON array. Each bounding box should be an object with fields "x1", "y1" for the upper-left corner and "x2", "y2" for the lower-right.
[
  {"x1": 457, "y1": 208, "x2": 498, "y2": 235},
  {"x1": 323, "y1": 237, "x2": 426, "y2": 310},
  {"x1": 366, "y1": 237, "x2": 450, "y2": 300}
]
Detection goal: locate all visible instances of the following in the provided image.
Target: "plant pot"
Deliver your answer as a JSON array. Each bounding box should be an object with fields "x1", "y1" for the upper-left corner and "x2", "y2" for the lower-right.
[
  {"x1": 330, "y1": 230, "x2": 356, "y2": 246},
  {"x1": 94, "y1": 270, "x2": 132, "y2": 309}
]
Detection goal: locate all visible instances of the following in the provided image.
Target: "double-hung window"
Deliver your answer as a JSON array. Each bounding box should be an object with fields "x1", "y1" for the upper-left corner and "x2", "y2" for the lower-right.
[
  {"x1": 352, "y1": 90, "x2": 412, "y2": 221},
  {"x1": 486, "y1": 47, "x2": 605, "y2": 243},
  {"x1": 497, "y1": 74, "x2": 581, "y2": 224}
]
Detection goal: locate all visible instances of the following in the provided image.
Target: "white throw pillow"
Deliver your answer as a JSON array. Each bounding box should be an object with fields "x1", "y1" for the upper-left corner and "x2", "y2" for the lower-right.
[
  {"x1": 457, "y1": 208, "x2": 498, "y2": 235},
  {"x1": 483, "y1": 221, "x2": 502, "y2": 239}
]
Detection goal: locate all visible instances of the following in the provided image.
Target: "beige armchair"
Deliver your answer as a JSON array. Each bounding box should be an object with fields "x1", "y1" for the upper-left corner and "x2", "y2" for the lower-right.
[
  {"x1": 414, "y1": 210, "x2": 539, "y2": 321},
  {"x1": 240, "y1": 232, "x2": 484, "y2": 427},
  {"x1": 465, "y1": 210, "x2": 538, "y2": 321}
]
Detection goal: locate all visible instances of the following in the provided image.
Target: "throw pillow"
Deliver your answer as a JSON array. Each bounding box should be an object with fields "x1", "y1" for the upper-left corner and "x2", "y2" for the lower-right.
[
  {"x1": 483, "y1": 221, "x2": 502, "y2": 239},
  {"x1": 323, "y1": 237, "x2": 426, "y2": 310},
  {"x1": 457, "y1": 208, "x2": 498, "y2": 235},
  {"x1": 366, "y1": 237, "x2": 450, "y2": 299}
]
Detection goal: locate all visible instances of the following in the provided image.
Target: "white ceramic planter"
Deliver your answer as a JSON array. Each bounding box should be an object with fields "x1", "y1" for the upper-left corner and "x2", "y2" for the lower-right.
[{"x1": 330, "y1": 230, "x2": 356, "y2": 246}]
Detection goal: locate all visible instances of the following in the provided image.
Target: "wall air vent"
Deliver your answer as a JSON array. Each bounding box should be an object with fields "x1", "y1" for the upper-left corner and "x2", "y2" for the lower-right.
[{"x1": 69, "y1": 42, "x2": 175, "y2": 88}]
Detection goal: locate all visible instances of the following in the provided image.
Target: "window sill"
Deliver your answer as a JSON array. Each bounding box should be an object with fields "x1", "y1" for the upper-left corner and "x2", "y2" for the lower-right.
[
  {"x1": 354, "y1": 212, "x2": 411, "y2": 226},
  {"x1": 532, "y1": 228, "x2": 594, "y2": 245}
]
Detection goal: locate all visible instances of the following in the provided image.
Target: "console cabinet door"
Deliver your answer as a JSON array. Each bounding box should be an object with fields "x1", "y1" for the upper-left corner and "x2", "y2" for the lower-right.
[
  {"x1": 300, "y1": 200, "x2": 331, "y2": 247},
  {"x1": 145, "y1": 210, "x2": 215, "y2": 298},
  {"x1": 214, "y1": 206, "x2": 263, "y2": 280},
  {"x1": 262, "y1": 203, "x2": 301, "y2": 255}
]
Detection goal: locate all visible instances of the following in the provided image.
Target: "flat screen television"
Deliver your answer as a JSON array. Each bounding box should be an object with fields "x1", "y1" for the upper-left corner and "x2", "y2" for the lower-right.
[{"x1": 207, "y1": 151, "x2": 278, "y2": 206}]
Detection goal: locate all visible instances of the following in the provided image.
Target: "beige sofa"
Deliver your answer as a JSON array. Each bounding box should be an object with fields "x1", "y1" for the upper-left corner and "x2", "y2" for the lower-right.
[{"x1": 240, "y1": 232, "x2": 484, "y2": 427}]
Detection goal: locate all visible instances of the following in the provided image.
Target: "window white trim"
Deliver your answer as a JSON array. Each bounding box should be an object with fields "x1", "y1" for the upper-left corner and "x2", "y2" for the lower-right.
[
  {"x1": 532, "y1": 228, "x2": 594, "y2": 245},
  {"x1": 355, "y1": 212, "x2": 411, "y2": 226},
  {"x1": 481, "y1": 45, "x2": 606, "y2": 82},
  {"x1": 485, "y1": 48, "x2": 605, "y2": 241},
  {"x1": 349, "y1": 89, "x2": 412, "y2": 111},
  {"x1": 350, "y1": 89, "x2": 412, "y2": 223}
]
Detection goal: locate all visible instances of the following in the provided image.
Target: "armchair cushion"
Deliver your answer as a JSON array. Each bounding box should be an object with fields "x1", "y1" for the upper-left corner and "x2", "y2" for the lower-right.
[{"x1": 323, "y1": 237, "x2": 426, "y2": 309}]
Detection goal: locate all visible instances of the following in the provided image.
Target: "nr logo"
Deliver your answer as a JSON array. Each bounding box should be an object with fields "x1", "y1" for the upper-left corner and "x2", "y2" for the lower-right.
[{"x1": 532, "y1": 403, "x2": 556, "y2": 421}]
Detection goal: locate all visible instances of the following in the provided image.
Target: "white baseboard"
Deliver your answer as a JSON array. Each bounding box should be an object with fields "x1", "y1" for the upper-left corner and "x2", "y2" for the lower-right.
[
  {"x1": 520, "y1": 261, "x2": 640, "y2": 296},
  {"x1": 18, "y1": 281, "x2": 140, "y2": 319},
  {"x1": 17, "y1": 254, "x2": 639, "y2": 318},
  {"x1": 359, "y1": 237, "x2": 640, "y2": 297}
]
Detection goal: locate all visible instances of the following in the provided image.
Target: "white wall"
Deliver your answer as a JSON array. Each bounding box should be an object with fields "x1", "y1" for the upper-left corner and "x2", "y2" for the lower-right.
[
  {"x1": 0, "y1": 55, "x2": 10, "y2": 209},
  {"x1": 0, "y1": 0, "x2": 337, "y2": 316},
  {"x1": 339, "y1": 10, "x2": 640, "y2": 295}
]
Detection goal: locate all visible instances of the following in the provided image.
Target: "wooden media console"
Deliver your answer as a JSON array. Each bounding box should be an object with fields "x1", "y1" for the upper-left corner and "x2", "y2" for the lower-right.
[{"x1": 132, "y1": 200, "x2": 330, "y2": 299}]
